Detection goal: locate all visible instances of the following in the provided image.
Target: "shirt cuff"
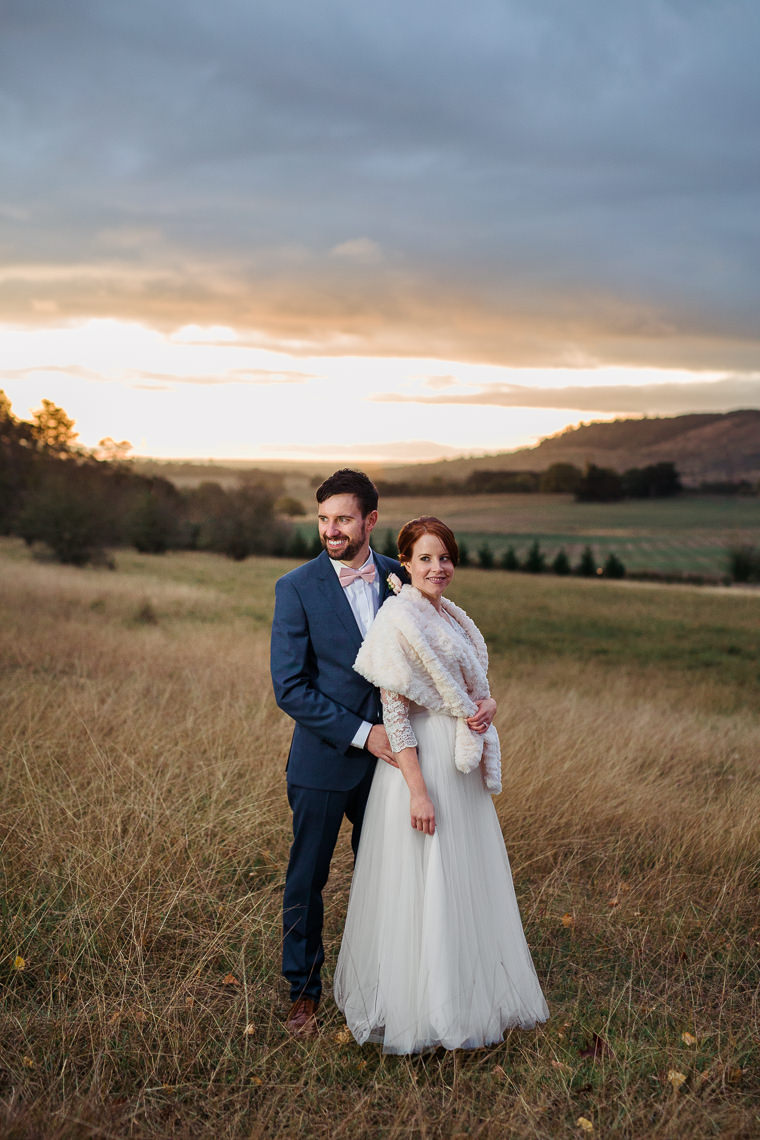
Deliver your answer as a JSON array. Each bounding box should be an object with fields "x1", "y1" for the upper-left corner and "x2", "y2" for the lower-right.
[{"x1": 351, "y1": 721, "x2": 373, "y2": 750}]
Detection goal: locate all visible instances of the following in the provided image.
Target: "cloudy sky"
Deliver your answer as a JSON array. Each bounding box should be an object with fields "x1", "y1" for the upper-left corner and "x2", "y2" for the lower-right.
[{"x1": 2, "y1": 0, "x2": 759, "y2": 459}]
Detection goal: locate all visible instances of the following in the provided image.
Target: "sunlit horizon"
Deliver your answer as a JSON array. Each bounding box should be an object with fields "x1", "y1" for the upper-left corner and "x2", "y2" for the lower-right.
[{"x1": 4, "y1": 317, "x2": 752, "y2": 464}]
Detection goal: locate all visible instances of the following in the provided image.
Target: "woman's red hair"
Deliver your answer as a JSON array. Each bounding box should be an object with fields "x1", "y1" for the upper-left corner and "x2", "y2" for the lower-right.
[{"x1": 397, "y1": 516, "x2": 459, "y2": 566}]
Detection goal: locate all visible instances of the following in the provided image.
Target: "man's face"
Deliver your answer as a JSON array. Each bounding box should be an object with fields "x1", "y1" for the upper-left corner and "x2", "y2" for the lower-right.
[{"x1": 317, "y1": 493, "x2": 377, "y2": 565}]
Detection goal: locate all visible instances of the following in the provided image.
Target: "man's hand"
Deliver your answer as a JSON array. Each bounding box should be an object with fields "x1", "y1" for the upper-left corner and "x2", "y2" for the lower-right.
[{"x1": 366, "y1": 724, "x2": 399, "y2": 767}]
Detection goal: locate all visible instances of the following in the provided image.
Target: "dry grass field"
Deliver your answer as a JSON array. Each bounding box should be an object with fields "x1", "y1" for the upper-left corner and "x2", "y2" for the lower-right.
[{"x1": 1, "y1": 537, "x2": 758, "y2": 1139}]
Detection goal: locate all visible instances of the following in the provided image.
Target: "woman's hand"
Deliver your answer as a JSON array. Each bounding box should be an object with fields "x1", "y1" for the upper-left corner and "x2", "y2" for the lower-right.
[
  {"x1": 410, "y1": 792, "x2": 436, "y2": 836},
  {"x1": 466, "y1": 697, "x2": 497, "y2": 734}
]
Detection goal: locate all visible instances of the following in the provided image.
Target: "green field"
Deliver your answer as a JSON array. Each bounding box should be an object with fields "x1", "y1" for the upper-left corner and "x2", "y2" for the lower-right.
[
  {"x1": 295, "y1": 494, "x2": 760, "y2": 577},
  {"x1": 1, "y1": 540, "x2": 758, "y2": 1139}
]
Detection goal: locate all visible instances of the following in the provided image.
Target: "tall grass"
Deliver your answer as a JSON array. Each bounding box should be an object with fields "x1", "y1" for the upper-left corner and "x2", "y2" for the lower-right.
[{"x1": 1, "y1": 540, "x2": 758, "y2": 1138}]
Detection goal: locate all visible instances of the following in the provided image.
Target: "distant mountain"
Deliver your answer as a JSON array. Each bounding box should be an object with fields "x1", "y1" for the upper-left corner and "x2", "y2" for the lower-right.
[
  {"x1": 134, "y1": 410, "x2": 760, "y2": 488},
  {"x1": 394, "y1": 410, "x2": 760, "y2": 486}
]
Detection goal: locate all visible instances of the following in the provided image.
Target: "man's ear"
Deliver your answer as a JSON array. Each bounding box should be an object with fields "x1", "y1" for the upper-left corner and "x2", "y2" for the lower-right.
[{"x1": 365, "y1": 509, "x2": 378, "y2": 535}]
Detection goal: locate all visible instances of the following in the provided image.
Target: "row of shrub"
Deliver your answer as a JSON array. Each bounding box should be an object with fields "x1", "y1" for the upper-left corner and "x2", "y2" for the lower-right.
[
  {"x1": 476, "y1": 541, "x2": 626, "y2": 578},
  {"x1": 376, "y1": 530, "x2": 760, "y2": 585},
  {"x1": 369, "y1": 529, "x2": 626, "y2": 579}
]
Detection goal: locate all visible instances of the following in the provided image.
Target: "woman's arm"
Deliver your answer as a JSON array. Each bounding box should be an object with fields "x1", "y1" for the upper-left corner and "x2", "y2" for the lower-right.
[{"x1": 381, "y1": 690, "x2": 436, "y2": 836}]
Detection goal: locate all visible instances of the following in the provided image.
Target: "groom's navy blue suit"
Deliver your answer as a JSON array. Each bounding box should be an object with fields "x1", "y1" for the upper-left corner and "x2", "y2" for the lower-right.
[{"x1": 270, "y1": 548, "x2": 402, "y2": 1002}]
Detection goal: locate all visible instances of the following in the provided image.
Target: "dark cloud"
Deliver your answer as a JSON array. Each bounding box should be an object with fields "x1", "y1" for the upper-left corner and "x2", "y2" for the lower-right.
[
  {"x1": 373, "y1": 375, "x2": 760, "y2": 414},
  {"x1": 2, "y1": 0, "x2": 759, "y2": 374}
]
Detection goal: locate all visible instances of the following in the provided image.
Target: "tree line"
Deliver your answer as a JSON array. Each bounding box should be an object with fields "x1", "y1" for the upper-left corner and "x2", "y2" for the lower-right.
[
  {"x1": 0, "y1": 392, "x2": 299, "y2": 565},
  {"x1": 375, "y1": 461, "x2": 686, "y2": 501},
  {"x1": 3, "y1": 393, "x2": 757, "y2": 583}
]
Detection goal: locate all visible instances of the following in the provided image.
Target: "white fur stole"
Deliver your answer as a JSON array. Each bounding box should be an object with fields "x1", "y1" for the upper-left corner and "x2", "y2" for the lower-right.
[{"x1": 353, "y1": 585, "x2": 502, "y2": 793}]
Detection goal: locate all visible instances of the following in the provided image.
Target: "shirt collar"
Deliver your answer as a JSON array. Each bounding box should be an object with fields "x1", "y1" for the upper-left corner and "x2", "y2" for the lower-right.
[{"x1": 329, "y1": 549, "x2": 375, "y2": 577}]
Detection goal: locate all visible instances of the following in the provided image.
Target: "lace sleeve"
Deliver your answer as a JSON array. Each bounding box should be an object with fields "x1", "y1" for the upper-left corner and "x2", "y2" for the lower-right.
[{"x1": 381, "y1": 689, "x2": 417, "y2": 753}]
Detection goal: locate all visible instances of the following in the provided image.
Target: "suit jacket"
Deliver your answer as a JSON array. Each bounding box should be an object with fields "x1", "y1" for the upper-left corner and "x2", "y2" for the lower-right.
[{"x1": 270, "y1": 549, "x2": 403, "y2": 791}]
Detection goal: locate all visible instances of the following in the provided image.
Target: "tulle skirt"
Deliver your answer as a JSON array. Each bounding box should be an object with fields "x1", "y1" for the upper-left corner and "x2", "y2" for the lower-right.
[{"x1": 334, "y1": 707, "x2": 549, "y2": 1054}]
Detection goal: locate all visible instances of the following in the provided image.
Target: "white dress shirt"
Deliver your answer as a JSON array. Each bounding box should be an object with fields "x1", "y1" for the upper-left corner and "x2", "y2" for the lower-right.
[{"x1": 330, "y1": 551, "x2": 380, "y2": 749}]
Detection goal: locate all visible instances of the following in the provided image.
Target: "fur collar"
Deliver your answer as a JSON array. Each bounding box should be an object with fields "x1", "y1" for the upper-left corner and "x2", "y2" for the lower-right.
[{"x1": 353, "y1": 585, "x2": 501, "y2": 793}]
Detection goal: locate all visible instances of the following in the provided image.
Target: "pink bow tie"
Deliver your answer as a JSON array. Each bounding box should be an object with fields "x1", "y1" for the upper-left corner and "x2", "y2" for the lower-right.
[{"x1": 339, "y1": 564, "x2": 376, "y2": 587}]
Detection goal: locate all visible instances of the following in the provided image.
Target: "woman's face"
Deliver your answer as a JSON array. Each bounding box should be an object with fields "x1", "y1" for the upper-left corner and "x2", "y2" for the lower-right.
[{"x1": 404, "y1": 532, "x2": 455, "y2": 606}]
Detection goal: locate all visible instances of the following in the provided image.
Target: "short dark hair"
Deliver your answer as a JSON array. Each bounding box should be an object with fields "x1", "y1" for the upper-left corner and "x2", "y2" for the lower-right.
[
  {"x1": 397, "y1": 516, "x2": 459, "y2": 566},
  {"x1": 315, "y1": 469, "x2": 379, "y2": 518}
]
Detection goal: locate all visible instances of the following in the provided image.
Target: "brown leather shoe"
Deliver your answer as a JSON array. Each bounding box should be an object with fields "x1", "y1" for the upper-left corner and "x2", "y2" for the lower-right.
[{"x1": 285, "y1": 996, "x2": 319, "y2": 1037}]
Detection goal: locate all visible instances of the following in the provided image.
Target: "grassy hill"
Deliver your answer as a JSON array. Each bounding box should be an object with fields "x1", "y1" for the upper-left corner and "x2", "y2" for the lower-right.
[
  {"x1": 134, "y1": 410, "x2": 760, "y2": 491},
  {"x1": 389, "y1": 410, "x2": 760, "y2": 486}
]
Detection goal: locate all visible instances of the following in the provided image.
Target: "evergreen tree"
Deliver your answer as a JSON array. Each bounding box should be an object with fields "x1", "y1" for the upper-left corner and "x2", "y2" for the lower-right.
[
  {"x1": 603, "y1": 552, "x2": 626, "y2": 579},
  {"x1": 382, "y1": 529, "x2": 398, "y2": 558},
  {"x1": 309, "y1": 533, "x2": 324, "y2": 558},
  {"x1": 552, "y1": 548, "x2": 571, "y2": 575},
  {"x1": 500, "y1": 545, "x2": 519, "y2": 571},
  {"x1": 576, "y1": 545, "x2": 597, "y2": 577},
  {"x1": 523, "y1": 540, "x2": 546, "y2": 573},
  {"x1": 728, "y1": 545, "x2": 760, "y2": 583},
  {"x1": 477, "y1": 542, "x2": 495, "y2": 569}
]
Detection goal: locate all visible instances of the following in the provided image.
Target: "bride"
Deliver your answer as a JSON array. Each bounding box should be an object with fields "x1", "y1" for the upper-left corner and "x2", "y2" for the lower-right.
[{"x1": 333, "y1": 516, "x2": 549, "y2": 1054}]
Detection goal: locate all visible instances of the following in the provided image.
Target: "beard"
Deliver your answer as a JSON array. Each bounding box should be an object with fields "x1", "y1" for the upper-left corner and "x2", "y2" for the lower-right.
[{"x1": 320, "y1": 525, "x2": 367, "y2": 562}]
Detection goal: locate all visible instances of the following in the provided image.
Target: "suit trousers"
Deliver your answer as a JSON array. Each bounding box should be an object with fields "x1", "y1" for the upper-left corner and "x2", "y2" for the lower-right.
[{"x1": 282, "y1": 767, "x2": 375, "y2": 1002}]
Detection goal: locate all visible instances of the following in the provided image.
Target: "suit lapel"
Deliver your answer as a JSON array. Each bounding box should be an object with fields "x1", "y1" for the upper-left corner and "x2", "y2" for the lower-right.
[
  {"x1": 315, "y1": 551, "x2": 364, "y2": 647},
  {"x1": 375, "y1": 552, "x2": 403, "y2": 605},
  {"x1": 314, "y1": 550, "x2": 398, "y2": 647},
  {"x1": 374, "y1": 553, "x2": 392, "y2": 604}
]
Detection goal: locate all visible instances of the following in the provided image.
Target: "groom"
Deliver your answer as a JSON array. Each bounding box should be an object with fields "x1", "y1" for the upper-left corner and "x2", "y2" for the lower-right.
[{"x1": 270, "y1": 468, "x2": 403, "y2": 1037}]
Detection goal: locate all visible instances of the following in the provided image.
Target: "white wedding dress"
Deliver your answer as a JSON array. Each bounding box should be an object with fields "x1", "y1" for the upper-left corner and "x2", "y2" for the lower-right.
[{"x1": 334, "y1": 653, "x2": 549, "y2": 1053}]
